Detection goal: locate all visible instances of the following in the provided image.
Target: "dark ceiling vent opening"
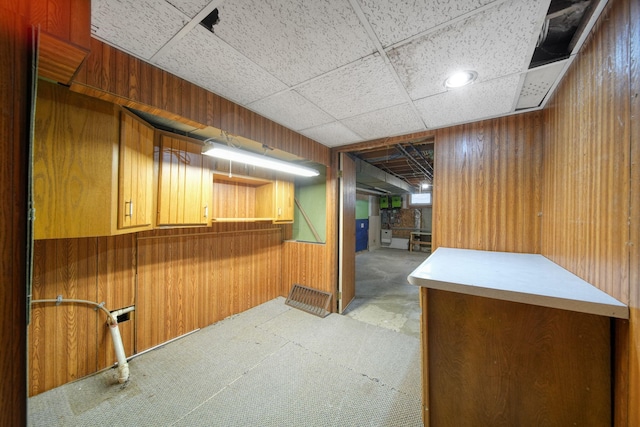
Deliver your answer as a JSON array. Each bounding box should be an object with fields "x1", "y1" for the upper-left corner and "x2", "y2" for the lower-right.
[
  {"x1": 200, "y1": 8, "x2": 220, "y2": 33},
  {"x1": 530, "y1": 0, "x2": 598, "y2": 68}
]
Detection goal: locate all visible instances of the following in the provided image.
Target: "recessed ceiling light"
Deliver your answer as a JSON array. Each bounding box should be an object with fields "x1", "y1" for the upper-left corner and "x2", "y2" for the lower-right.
[{"x1": 444, "y1": 70, "x2": 478, "y2": 88}]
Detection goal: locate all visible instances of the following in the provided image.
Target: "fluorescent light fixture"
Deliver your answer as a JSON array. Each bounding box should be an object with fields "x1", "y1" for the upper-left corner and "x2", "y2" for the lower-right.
[
  {"x1": 444, "y1": 70, "x2": 478, "y2": 88},
  {"x1": 203, "y1": 142, "x2": 319, "y2": 177}
]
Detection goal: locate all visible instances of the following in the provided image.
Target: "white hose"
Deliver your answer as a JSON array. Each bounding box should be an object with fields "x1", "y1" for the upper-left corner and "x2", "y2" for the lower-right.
[
  {"x1": 109, "y1": 320, "x2": 130, "y2": 383},
  {"x1": 31, "y1": 296, "x2": 130, "y2": 383}
]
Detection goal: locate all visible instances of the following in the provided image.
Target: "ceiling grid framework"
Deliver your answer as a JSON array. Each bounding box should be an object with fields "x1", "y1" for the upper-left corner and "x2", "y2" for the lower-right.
[{"x1": 91, "y1": 0, "x2": 607, "y2": 191}]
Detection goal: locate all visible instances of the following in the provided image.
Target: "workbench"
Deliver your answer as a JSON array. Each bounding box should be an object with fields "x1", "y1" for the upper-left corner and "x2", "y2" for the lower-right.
[{"x1": 409, "y1": 231, "x2": 431, "y2": 252}]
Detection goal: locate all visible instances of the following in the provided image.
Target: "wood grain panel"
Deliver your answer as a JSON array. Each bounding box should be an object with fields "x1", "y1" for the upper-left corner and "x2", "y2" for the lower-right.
[
  {"x1": 282, "y1": 242, "x2": 329, "y2": 298},
  {"x1": 629, "y1": 0, "x2": 640, "y2": 424},
  {"x1": 542, "y1": 0, "x2": 630, "y2": 303},
  {"x1": 28, "y1": 234, "x2": 138, "y2": 396},
  {"x1": 540, "y1": 1, "x2": 639, "y2": 425},
  {"x1": 37, "y1": 30, "x2": 87, "y2": 85},
  {"x1": 136, "y1": 228, "x2": 283, "y2": 352},
  {"x1": 96, "y1": 235, "x2": 136, "y2": 369},
  {"x1": 427, "y1": 289, "x2": 611, "y2": 427},
  {"x1": 71, "y1": 39, "x2": 330, "y2": 167},
  {"x1": 157, "y1": 133, "x2": 209, "y2": 226},
  {"x1": 33, "y1": 80, "x2": 120, "y2": 239},
  {"x1": 118, "y1": 110, "x2": 155, "y2": 230},
  {"x1": 433, "y1": 112, "x2": 543, "y2": 253},
  {"x1": 0, "y1": 7, "x2": 29, "y2": 424},
  {"x1": 339, "y1": 153, "x2": 356, "y2": 312},
  {"x1": 29, "y1": 238, "x2": 101, "y2": 396},
  {"x1": 213, "y1": 181, "x2": 259, "y2": 219},
  {"x1": 29, "y1": 0, "x2": 91, "y2": 49}
]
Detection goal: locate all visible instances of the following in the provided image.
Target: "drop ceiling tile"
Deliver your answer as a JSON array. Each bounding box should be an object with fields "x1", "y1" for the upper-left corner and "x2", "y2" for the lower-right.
[
  {"x1": 153, "y1": 26, "x2": 288, "y2": 105},
  {"x1": 296, "y1": 54, "x2": 407, "y2": 120},
  {"x1": 92, "y1": 0, "x2": 189, "y2": 60},
  {"x1": 388, "y1": 0, "x2": 550, "y2": 100},
  {"x1": 341, "y1": 103, "x2": 426, "y2": 140},
  {"x1": 166, "y1": 0, "x2": 212, "y2": 18},
  {"x1": 516, "y1": 60, "x2": 569, "y2": 109},
  {"x1": 214, "y1": 0, "x2": 376, "y2": 86},
  {"x1": 300, "y1": 122, "x2": 364, "y2": 147},
  {"x1": 414, "y1": 74, "x2": 521, "y2": 128},
  {"x1": 247, "y1": 90, "x2": 335, "y2": 132},
  {"x1": 357, "y1": 0, "x2": 495, "y2": 48}
]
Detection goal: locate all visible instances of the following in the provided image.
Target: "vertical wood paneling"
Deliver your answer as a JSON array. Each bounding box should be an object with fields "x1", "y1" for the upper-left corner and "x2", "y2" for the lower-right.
[
  {"x1": 0, "y1": 7, "x2": 29, "y2": 423},
  {"x1": 433, "y1": 112, "x2": 543, "y2": 253},
  {"x1": 96, "y1": 235, "x2": 136, "y2": 368},
  {"x1": 135, "y1": 228, "x2": 282, "y2": 352},
  {"x1": 157, "y1": 134, "x2": 209, "y2": 226},
  {"x1": 282, "y1": 242, "x2": 329, "y2": 297},
  {"x1": 71, "y1": 39, "x2": 330, "y2": 167},
  {"x1": 540, "y1": 1, "x2": 638, "y2": 425},
  {"x1": 339, "y1": 153, "x2": 356, "y2": 312},
  {"x1": 29, "y1": 235, "x2": 137, "y2": 395},
  {"x1": 29, "y1": 0, "x2": 90, "y2": 49},
  {"x1": 629, "y1": 0, "x2": 640, "y2": 424},
  {"x1": 29, "y1": 238, "x2": 101, "y2": 396},
  {"x1": 543, "y1": 1, "x2": 630, "y2": 303}
]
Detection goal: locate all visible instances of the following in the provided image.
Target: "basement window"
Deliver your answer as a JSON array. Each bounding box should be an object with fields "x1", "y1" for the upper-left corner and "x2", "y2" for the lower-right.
[{"x1": 410, "y1": 192, "x2": 432, "y2": 206}]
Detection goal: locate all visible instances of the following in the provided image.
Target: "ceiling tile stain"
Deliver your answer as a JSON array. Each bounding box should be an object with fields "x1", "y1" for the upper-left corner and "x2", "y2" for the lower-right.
[{"x1": 91, "y1": 0, "x2": 602, "y2": 155}]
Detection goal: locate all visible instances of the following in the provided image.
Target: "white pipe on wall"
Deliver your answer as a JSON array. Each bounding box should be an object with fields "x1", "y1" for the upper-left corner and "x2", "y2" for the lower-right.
[
  {"x1": 108, "y1": 320, "x2": 129, "y2": 383},
  {"x1": 30, "y1": 296, "x2": 131, "y2": 384}
]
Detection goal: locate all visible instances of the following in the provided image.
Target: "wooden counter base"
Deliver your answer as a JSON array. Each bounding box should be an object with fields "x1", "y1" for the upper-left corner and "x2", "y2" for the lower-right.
[{"x1": 422, "y1": 288, "x2": 611, "y2": 426}]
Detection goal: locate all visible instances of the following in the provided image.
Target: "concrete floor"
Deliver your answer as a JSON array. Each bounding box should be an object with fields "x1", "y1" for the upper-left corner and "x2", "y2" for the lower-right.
[{"x1": 344, "y1": 247, "x2": 431, "y2": 338}]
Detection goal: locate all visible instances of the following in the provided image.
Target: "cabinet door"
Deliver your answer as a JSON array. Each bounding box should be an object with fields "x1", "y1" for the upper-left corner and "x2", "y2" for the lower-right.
[
  {"x1": 33, "y1": 80, "x2": 119, "y2": 239},
  {"x1": 157, "y1": 134, "x2": 209, "y2": 226},
  {"x1": 118, "y1": 110, "x2": 154, "y2": 230},
  {"x1": 274, "y1": 177, "x2": 294, "y2": 222}
]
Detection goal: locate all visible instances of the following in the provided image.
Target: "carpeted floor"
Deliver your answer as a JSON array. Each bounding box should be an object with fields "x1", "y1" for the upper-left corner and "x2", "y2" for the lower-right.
[{"x1": 28, "y1": 296, "x2": 423, "y2": 426}]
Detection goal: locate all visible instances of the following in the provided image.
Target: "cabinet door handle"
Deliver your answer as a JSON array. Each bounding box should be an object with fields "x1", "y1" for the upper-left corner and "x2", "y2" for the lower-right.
[
  {"x1": 125, "y1": 200, "x2": 133, "y2": 217},
  {"x1": 204, "y1": 205, "x2": 208, "y2": 218}
]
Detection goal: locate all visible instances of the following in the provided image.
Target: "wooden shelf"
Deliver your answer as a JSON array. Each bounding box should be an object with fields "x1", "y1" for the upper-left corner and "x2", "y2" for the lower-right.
[
  {"x1": 211, "y1": 218, "x2": 273, "y2": 222},
  {"x1": 211, "y1": 171, "x2": 294, "y2": 224},
  {"x1": 212, "y1": 171, "x2": 271, "y2": 186}
]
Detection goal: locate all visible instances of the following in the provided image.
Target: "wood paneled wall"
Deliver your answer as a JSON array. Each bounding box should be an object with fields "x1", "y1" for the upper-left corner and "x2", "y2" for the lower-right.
[
  {"x1": 433, "y1": 112, "x2": 543, "y2": 253},
  {"x1": 282, "y1": 160, "x2": 339, "y2": 308},
  {"x1": 136, "y1": 226, "x2": 283, "y2": 352},
  {"x1": 542, "y1": 2, "x2": 631, "y2": 303},
  {"x1": 542, "y1": 0, "x2": 640, "y2": 425},
  {"x1": 71, "y1": 39, "x2": 330, "y2": 167},
  {"x1": 630, "y1": 0, "x2": 640, "y2": 424},
  {"x1": 28, "y1": 223, "x2": 286, "y2": 395},
  {"x1": 29, "y1": 235, "x2": 136, "y2": 396},
  {"x1": 282, "y1": 242, "x2": 329, "y2": 297},
  {"x1": 29, "y1": 0, "x2": 90, "y2": 50},
  {"x1": 0, "y1": 5, "x2": 29, "y2": 424},
  {"x1": 339, "y1": 153, "x2": 356, "y2": 312}
]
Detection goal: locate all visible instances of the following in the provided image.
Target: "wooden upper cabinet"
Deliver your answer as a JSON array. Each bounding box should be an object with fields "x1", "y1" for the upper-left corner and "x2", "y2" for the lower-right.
[
  {"x1": 118, "y1": 110, "x2": 155, "y2": 231},
  {"x1": 157, "y1": 133, "x2": 212, "y2": 226},
  {"x1": 274, "y1": 177, "x2": 294, "y2": 223},
  {"x1": 34, "y1": 80, "x2": 120, "y2": 239},
  {"x1": 33, "y1": 80, "x2": 158, "y2": 239}
]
